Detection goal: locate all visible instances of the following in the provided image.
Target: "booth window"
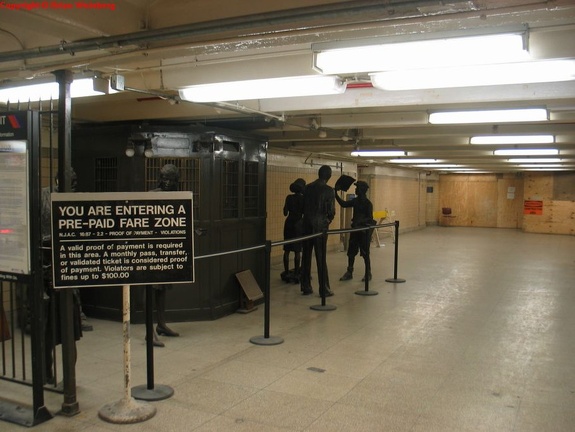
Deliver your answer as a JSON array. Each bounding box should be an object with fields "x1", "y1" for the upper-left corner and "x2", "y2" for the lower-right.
[
  {"x1": 244, "y1": 161, "x2": 259, "y2": 217},
  {"x1": 94, "y1": 157, "x2": 118, "y2": 192},
  {"x1": 146, "y1": 157, "x2": 200, "y2": 218},
  {"x1": 223, "y1": 159, "x2": 239, "y2": 219}
]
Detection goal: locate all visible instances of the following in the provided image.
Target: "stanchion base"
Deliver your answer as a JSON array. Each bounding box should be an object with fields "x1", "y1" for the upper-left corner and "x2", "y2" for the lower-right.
[
  {"x1": 310, "y1": 304, "x2": 337, "y2": 311},
  {"x1": 250, "y1": 335, "x2": 284, "y2": 345},
  {"x1": 0, "y1": 400, "x2": 53, "y2": 427},
  {"x1": 131, "y1": 384, "x2": 174, "y2": 401},
  {"x1": 355, "y1": 290, "x2": 378, "y2": 296},
  {"x1": 385, "y1": 278, "x2": 406, "y2": 283},
  {"x1": 98, "y1": 397, "x2": 156, "y2": 424}
]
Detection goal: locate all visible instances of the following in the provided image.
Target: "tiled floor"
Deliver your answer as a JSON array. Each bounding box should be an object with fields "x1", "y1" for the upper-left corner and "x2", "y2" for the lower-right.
[{"x1": 2, "y1": 226, "x2": 575, "y2": 431}]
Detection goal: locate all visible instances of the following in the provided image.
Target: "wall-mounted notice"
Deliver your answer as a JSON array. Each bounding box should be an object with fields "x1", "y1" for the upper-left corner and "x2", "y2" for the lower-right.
[
  {"x1": 0, "y1": 140, "x2": 30, "y2": 278},
  {"x1": 523, "y1": 200, "x2": 543, "y2": 215},
  {"x1": 51, "y1": 192, "x2": 194, "y2": 289}
]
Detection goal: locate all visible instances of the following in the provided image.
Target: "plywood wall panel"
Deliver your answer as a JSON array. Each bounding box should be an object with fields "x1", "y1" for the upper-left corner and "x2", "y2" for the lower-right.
[
  {"x1": 468, "y1": 179, "x2": 498, "y2": 227},
  {"x1": 523, "y1": 173, "x2": 575, "y2": 235},
  {"x1": 497, "y1": 177, "x2": 524, "y2": 228},
  {"x1": 439, "y1": 173, "x2": 545, "y2": 230}
]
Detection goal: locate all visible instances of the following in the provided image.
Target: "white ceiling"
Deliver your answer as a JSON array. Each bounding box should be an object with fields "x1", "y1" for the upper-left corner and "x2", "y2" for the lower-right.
[{"x1": 1, "y1": 0, "x2": 575, "y2": 172}]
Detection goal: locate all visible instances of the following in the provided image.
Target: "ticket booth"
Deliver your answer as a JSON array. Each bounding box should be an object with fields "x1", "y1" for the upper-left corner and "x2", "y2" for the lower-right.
[{"x1": 71, "y1": 122, "x2": 267, "y2": 322}]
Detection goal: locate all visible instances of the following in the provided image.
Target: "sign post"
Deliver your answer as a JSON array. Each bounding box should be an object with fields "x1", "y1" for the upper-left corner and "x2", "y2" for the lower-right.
[{"x1": 50, "y1": 191, "x2": 194, "y2": 424}]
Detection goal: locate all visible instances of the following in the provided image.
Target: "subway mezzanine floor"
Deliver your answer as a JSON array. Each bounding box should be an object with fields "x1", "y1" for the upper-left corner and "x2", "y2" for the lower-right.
[{"x1": 3, "y1": 226, "x2": 575, "y2": 432}]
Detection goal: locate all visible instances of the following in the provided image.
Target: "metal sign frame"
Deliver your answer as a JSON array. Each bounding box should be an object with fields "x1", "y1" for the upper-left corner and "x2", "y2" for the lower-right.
[{"x1": 50, "y1": 192, "x2": 195, "y2": 289}]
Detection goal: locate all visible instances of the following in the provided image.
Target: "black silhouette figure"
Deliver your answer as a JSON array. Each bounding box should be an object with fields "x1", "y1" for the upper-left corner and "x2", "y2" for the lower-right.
[
  {"x1": 335, "y1": 181, "x2": 376, "y2": 282},
  {"x1": 281, "y1": 178, "x2": 306, "y2": 284},
  {"x1": 150, "y1": 164, "x2": 181, "y2": 347},
  {"x1": 300, "y1": 165, "x2": 336, "y2": 297}
]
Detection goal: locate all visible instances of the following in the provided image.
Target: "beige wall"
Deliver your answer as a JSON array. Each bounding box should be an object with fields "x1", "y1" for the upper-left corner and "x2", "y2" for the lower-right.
[
  {"x1": 265, "y1": 153, "x2": 439, "y2": 260},
  {"x1": 359, "y1": 166, "x2": 428, "y2": 232},
  {"x1": 266, "y1": 151, "x2": 358, "y2": 259}
]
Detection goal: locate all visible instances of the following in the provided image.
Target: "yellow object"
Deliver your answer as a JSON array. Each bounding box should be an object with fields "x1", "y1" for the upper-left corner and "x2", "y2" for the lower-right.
[{"x1": 373, "y1": 210, "x2": 388, "y2": 219}]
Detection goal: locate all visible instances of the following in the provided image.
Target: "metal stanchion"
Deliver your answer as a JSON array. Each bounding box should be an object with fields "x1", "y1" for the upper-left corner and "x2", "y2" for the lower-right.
[
  {"x1": 311, "y1": 230, "x2": 337, "y2": 311},
  {"x1": 385, "y1": 220, "x2": 406, "y2": 283},
  {"x1": 355, "y1": 226, "x2": 378, "y2": 296},
  {"x1": 132, "y1": 286, "x2": 174, "y2": 401},
  {"x1": 99, "y1": 285, "x2": 156, "y2": 424},
  {"x1": 250, "y1": 241, "x2": 284, "y2": 345}
]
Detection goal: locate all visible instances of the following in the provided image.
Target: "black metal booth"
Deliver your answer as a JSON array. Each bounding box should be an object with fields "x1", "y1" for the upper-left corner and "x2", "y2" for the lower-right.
[{"x1": 71, "y1": 122, "x2": 267, "y2": 322}]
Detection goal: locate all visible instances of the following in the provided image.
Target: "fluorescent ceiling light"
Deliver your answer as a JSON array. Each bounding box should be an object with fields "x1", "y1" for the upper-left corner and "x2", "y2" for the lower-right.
[
  {"x1": 351, "y1": 150, "x2": 406, "y2": 157},
  {"x1": 522, "y1": 168, "x2": 571, "y2": 171},
  {"x1": 178, "y1": 75, "x2": 345, "y2": 102},
  {"x1": 429, "y1": 108, "x2": 548, "y2": 124},
  {"x1": 314, "y1": 33, "x2": 528, "y2": 74},
  {"x1": 414, "y1": 164, "x2": 459, "y2": 168},
  {"x1": 507, "y1": 158, "x2": 561, "y2": 163},
  {"x1": 370, "y1": 59, "x2": 575, "y2": 90},
  {"x1": 494, "y1": 149, "x2": 559, "y2": 156},
  {"x1": 388, "y1": 158, "x2": 439, "y2": 163},
  {"x1": 471, "y1": 135, "x2": 554, "y2": 145},
  {"x1": 0, "y1": 78, "x2": 112, "y2": 103},
  {"x1": 517, "y1": 164, "x2": 563, "y2": 168}
]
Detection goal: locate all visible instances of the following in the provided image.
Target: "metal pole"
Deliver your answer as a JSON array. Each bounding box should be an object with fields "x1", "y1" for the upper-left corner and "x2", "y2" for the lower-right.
[
  {"x1": 264, "y1": 240, "x2": 271, "y2": 338},
  {"x1": 250, "y1": 241, "x2": 284, "y2": 345},
  {"x1": 145, "y1": 286, "x2": 154, "y2": 388},
  {"x1": 25, "y1": 109, "x2": 52, "y2": 425},
  {"x1": 54, "y1": 69, "x2": 79, "y2": 416},
  {"x1": 131, "y1": 286, "x2": 174, "y2": 401},
  {"x1": 310, "y1": 230, "x2": 336, "y2": 311},
  {"x1": 385, "y1": 220, "x2": 406, "y2": 284},
  {"x1": 355, "y1": 226, "x2": 378, "y2": 296},
  {"x1": 123, "y1": 285, "x2": 131, "y2": 401},
  {"x1": 98, "y1": 286, "x2": 156, "y2": 424}
]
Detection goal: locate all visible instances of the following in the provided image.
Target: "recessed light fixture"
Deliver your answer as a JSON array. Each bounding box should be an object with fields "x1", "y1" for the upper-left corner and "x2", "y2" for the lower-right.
[
  {"x1": 0, "y1": 76, "x2": 114, "y2": 103},
  {"x1": 178, "y1": 75, "x2": 346, "y2": 102},
  {"x1": 350, "y1": 150, "x2": 407, "y2": 157},
  {"x1": 414, "y1": 164, "x2": 459, "y2": 168},
  {"x1": 507, "y1": 158, "x2": 561, "y2": 163},
  {"x1": 429, "y1": 108, "x2": 548, "y2": 124},
  {"x1": 517, "y1": 164, "x2": 563, "y2": 168},
  {"x1": 471, "y1": 135, "x2": 554, "y2": 145},
  {"x1": 388, "y1": 158, "x2": 439, "y2": 163},
  {"x1": 494, "y1": 149, "x2": 559, "y2": 156},
  {"x1": 370, "y1": 59, "x2": 575, "y2": 91},
  {"x1": 314, "y1": 32, "x2": 529, "y2": 74}
]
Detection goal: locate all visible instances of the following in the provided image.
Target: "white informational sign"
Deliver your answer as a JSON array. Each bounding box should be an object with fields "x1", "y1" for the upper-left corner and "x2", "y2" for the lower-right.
[{"x1": 0, "y1": 140, "x2": 30, "y2": 276}]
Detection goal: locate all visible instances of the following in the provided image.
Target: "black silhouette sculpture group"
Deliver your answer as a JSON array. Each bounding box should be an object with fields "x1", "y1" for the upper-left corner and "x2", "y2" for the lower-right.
[{"x1": 282, "y1": 165, "x2": 375, "y2": 297}]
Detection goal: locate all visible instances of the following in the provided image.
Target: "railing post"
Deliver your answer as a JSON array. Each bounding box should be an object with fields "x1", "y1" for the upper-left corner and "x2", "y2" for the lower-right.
[
  {"x1": 355, "y1": 226, "x2": 378, "y2": 296},
  {"x1": 385, "y1": 220, "x2": 406, "y2": 283},
  {"x1": 310, "y1": 230, "x2": 336, "y2": 311},
  {"x1": 131, "y1": 286, "x2": 174, "y2": 401},
  {"x1": 250, "y1": 241, "x2": 284, "y2": 345}
]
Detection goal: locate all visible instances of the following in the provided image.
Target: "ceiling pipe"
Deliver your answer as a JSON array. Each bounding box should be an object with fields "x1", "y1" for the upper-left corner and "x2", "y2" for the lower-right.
[{"x1": 0, "y1": 0, "x2": 472, "y2": 64}]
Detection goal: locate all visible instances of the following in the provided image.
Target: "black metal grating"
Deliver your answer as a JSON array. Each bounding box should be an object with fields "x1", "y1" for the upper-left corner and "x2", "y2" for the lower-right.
[
  {"x1": 94, "y1": 158, "x2": 118, "y2": 192},
  {"x1": 223, "y1": 159, "x2": 239, "y2": 219},
  {"x1": 145, "y1": 158, "x2": 200, "y2": 219},
  {"x1": 244, "y1": 161, "x2": 259, "y2": 217}
]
